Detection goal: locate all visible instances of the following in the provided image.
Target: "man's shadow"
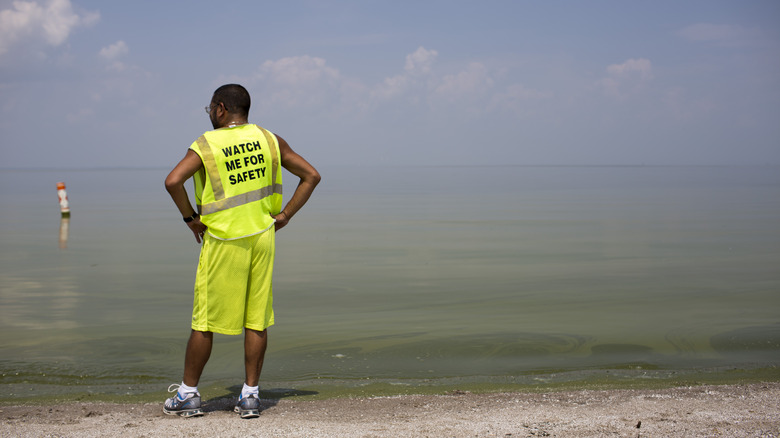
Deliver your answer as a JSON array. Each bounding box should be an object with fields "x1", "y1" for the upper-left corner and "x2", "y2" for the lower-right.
[{"x1": 202, "y1": 385, "x2": 319, "y2": 413}]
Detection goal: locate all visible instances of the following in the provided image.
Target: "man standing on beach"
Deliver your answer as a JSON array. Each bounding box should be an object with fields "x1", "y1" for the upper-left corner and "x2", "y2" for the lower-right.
[{"x1": 163, "y1": 84, "x2": 320, "y2": 418}]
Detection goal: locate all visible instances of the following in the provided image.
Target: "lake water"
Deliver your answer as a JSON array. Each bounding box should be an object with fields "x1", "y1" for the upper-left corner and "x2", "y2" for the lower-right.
[{"x1": 1, "y1": 165, "x2": 779, "y2": 400}]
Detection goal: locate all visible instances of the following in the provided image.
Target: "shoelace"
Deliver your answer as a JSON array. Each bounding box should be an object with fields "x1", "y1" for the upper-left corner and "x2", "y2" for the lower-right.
[{"x1": 167, "y1": 383, "x2": 198, "y2": 402}]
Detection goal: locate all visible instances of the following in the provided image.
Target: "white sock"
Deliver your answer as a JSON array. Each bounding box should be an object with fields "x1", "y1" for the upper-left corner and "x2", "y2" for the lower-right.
[
  {"x1": 241, "y1": 383, "x2": 258, "y2": 399},
  {"x1": 179, "y1": 382, "x2": 198, "y2": 397}
]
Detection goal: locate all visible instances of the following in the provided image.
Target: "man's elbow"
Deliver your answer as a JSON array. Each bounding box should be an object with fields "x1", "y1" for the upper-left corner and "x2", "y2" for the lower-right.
[
  {"x1": 164, "y1": 174, "x2": 181, "y2": 193},
  {"x1": 309, "y1": 170, "x2": 322, "y2": 187}
]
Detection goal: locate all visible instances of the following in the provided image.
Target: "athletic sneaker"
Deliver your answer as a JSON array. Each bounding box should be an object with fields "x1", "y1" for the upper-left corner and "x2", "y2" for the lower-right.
[
  {"x1": 163, "y1": 384, "x2": 204, "y2": 417},
  {"x1": 234, "y1": 393, "x2": 260, "y2": 419}
]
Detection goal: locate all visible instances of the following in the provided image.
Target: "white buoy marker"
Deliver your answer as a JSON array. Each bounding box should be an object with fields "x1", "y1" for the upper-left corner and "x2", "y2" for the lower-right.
[{"x1": 57, "y1": 181, "x2": 71, "y2": 217}]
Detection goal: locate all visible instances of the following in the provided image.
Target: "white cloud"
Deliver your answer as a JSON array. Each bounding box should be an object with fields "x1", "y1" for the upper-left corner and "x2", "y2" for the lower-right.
[
  {"x1": 371, "y1": 73, "x2": 409, "y2": 100},
  {"x1": 243, "y1": 47, "x2": 442, "y2": 111},
  {"x1": 99, "y1": 40, "x2": 128, "y2": 71},
  {"x1": 99, "y1": 40, "x2": 127, "y2": 60},
  {"x1": 371, "y1": 46, "x2": 438, "y2": 102},
  {"x1": 434, "y1": 62, "x2": 493, "y2": 102},
  {"x1": 0, "y1": 0, "x2": 99, "y2": 56},
  {"x1": 606, "y1": 58, "x2": 653, "y2": 79},
  {"x1": 240, "y1": 47, "x2": 549, "y2": 120},
  {"x1": 259, "y1": 55, "x2": 340, "y2": 87},
  {"x1": 404, "y1": 46, "x2": 438, "y2": 76},
  {"x1": 370, "y1": 46, "x2": 439, "y2": 102},
  {"x1": 374, "y1": 46, "x2": 504, "y2": 109},
  {"x1": 601, "y1": 58, "x2": 653, "y2": 98},
  {"x1": 249, "y1": 55, "x2": 345, "y2": 110}
]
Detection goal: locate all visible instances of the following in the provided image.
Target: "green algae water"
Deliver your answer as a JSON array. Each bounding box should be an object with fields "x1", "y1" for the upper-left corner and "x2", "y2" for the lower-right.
[{"x1": 1, "y1": 165, "x2": 779, "y2": 401}]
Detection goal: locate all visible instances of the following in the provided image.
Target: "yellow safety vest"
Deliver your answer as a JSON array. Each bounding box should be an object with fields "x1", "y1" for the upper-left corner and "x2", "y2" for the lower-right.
[{"x1": 189, "y1": 124, "x2": 283, "y2": 240}]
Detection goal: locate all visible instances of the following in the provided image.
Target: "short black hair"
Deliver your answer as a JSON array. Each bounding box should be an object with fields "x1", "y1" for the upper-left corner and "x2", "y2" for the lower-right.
[{"x1": 212, "y1": 84, "x2": 250, "y2": 117}]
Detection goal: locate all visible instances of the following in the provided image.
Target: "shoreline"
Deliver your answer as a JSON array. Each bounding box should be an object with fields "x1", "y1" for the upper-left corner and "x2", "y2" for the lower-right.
[
  {"x1": 5, "y1": 364, "x2": 779, "y2": 405},
  {"x1": 3, "y1": 382, "x2": 779, "y2": 437}
]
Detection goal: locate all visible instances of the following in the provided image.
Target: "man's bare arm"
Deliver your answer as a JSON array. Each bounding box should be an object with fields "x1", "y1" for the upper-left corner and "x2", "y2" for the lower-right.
[
  {"x1": 165, "y1": 149, "x2": 208, "y2": 242},
  {"x1": 273, "y1": 135, "x2": 321, "y2": 230}
]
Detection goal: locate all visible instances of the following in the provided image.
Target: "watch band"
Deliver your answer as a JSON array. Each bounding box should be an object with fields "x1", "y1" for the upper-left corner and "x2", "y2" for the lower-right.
[{"x1": 183, "y1": 213, "x2": 199, "y2": 223}]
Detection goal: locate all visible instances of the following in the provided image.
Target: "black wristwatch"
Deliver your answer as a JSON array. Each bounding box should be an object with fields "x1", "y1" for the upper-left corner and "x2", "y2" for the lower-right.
[{"x1": 183, "y1": 213, "x2": 199, "y2": 223}]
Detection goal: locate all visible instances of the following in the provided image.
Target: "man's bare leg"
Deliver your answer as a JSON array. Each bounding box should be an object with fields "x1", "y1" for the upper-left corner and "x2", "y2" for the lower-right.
[
  {"x1": 183, "y1": 330, "x2": 213, "y2": 387},
  {"x1": 244, "y1": 328, "x2": 267, "y2": 387}
]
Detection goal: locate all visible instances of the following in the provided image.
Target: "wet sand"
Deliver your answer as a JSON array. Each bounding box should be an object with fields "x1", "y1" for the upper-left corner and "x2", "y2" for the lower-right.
[{"x1": 2, "y1": 382, "x2": 779, "y2": 437}]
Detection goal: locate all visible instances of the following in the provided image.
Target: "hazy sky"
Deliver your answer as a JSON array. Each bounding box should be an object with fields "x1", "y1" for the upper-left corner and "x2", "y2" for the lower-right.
[{"x1": 1, "y1": 0, "x2": 779, "y2": 168}]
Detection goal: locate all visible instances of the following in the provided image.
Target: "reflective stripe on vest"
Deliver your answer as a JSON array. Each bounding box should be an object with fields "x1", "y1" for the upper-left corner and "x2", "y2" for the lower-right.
[{"x1": 197, "y1": 126, "x2": 282, "y2": 216}]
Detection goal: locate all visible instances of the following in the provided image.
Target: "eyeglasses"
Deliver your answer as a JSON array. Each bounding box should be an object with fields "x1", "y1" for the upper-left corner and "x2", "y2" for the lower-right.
[{"x1": 205, "y1": 102, "x2": 228, "y2": 114}]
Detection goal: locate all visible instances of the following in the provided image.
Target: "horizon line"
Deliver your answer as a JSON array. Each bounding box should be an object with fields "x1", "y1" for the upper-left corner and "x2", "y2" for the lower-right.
[{"x1": 2, "y1": 163, "x2": 780, "y2": 171}]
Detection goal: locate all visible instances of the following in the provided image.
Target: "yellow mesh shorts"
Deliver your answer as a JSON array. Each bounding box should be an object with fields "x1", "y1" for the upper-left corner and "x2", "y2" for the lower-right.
[{"x1": 191, "y1": 229, "x2": 275, "y2": 335}]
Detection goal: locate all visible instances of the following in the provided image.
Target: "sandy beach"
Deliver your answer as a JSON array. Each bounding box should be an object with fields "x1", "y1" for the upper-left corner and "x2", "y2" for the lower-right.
[{"x1": 2, "y1": 382, "x2": 779, "y2": 437}]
